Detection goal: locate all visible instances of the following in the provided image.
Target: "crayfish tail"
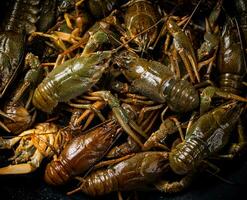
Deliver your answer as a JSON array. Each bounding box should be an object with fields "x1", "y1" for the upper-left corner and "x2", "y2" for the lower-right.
[{"x1": 44, "y1": 160, "x2": 71, "y2": 186}]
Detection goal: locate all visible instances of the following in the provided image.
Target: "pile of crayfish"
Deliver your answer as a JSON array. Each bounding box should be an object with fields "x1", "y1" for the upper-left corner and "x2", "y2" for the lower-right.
[{"x1": 0, "y1": 0, "x2": 246, "y2": 198}]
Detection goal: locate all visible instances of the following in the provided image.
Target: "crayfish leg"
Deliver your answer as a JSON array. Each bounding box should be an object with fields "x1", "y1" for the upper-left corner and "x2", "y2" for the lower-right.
[
  {"x1": 143, "y1": 117, "x2": 182, "y2": 151},
  {"x1": 94, "y1": 154, "x2": 135, "y2": 170},
  {"x1": 69, "y1": 100, "x2": 106, "y2": 130},
  {"x1": 90, "y1": 91, "x2": 145, "y2": 148},
  {"x1": 180, "y1": 49, "x2": 200, "y2": 83},
  {"x1": 215, "y1": 89, "x2": 247, "y2": 103},
  {"x1": 0, "y1": 163, "x2": 36, "y2": 175},
  {"x1": 138, "y1": 104, "x2": 163, "y2": 124},
  {"x1": 200, "y1": 86, "x2": 247, "y2": 114}
]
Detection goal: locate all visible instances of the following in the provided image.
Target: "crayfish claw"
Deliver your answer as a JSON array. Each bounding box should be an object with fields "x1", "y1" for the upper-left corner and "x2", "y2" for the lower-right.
[
  {"x1": 90, "y1": 90, "x2": 145, "y2": 148},
  {"x1": 155, "y1": 173, "x2": 194, "y2": 193}
]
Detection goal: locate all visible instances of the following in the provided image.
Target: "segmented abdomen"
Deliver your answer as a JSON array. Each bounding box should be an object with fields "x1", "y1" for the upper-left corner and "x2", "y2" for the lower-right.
[
  {"x1": 32, "y1": 79, "x2": 58, "y2": 113},
  {"x1": 169, "y1": 137, "x2": 208, "y2": 175},
  {"x1": 164, "y1": 79, "x2": 199, "y2": 113},
  {"x1": 81, "y1": 168, "x2": 118, "y2": 196},
  {"x1": 219, "y1": 74, "x2": 243, "y2": 94},
  {"x1": 44, "y1": 159, "x2": 71, "y2": 186}
]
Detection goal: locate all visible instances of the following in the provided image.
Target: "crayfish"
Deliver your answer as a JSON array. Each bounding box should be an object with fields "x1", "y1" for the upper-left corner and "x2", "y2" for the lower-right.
[{"x1": 0, "y1": 0, "x2": 247, "y2": 199}]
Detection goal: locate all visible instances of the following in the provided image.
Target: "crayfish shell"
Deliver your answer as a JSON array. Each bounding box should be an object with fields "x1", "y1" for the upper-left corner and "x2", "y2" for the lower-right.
[
  {"x1": 44, "y1": 120, "x2": 121, "y2": 185},
  {"x1": 164, "y1": 79, "x2": 199, "y2": 113},
  {"x1": 44, "y1": 160, "x2": 71, "y2": 186}
]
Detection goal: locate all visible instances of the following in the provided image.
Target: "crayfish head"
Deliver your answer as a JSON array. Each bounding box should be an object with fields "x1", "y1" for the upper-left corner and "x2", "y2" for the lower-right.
[{"x1": 112, "y1": 50, "x2": 138, "y2": 69}]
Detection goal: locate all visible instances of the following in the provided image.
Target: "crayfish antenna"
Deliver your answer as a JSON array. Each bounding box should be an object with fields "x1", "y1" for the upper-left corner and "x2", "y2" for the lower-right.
[
  {"x1": 205, "y1": 169, "x2": 235, "y2": 185},
  {"x1": 182, "y1": 0, "x2": 203, "y2": 30},
  {"x1": 67, "y1": 187, "x2": 82, "y2": 195}
]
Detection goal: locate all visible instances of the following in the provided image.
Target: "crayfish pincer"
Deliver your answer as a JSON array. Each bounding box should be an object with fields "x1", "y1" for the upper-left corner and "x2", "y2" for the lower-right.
[{"x1": 114, "y1": 51, "x2": 199, "y2": 113}]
